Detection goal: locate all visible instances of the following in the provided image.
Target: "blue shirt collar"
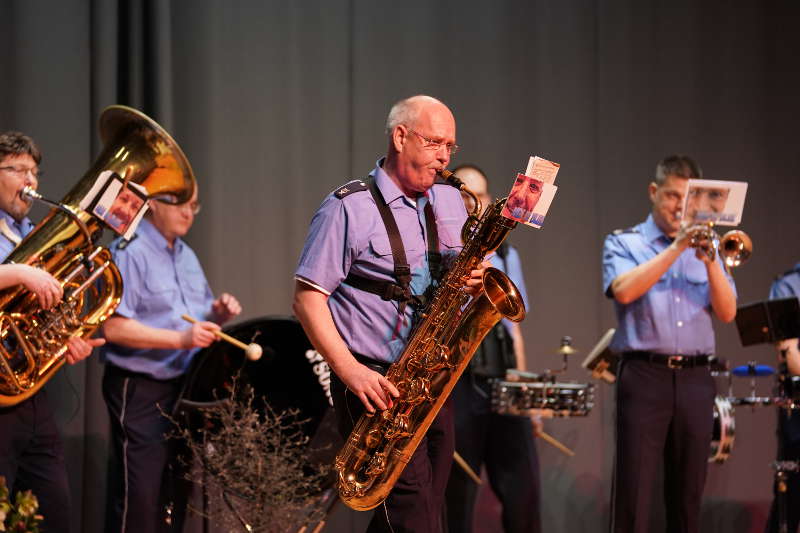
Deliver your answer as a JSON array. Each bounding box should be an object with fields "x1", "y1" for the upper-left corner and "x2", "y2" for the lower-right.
[
  {"x1": 371, "y1": 157, "x2": 420, "y2": 207},
  {"x1": 0, "y1": 209, "x2": 33, "y2": 238},
  {"x1": 641, "y1": 213, "x2": 669, "y2": 244},
  {"x1": 138, "y1": 218, "x2": 184, "y2": 254}
]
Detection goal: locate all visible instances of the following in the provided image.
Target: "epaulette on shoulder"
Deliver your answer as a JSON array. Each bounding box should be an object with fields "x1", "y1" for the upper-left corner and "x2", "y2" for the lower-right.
[
  {"x1": 780, "y1": 266, "x2": 800, "y2": 279},
  {"x1": 612, "y1": 227, "x2": 639, "y2": 236},
  {"x1": 334, "y1": 179, "x2": 368, "y2": 199},
  {"x1": 116, "y1": 234, "x2": 138, "y2": 250}
]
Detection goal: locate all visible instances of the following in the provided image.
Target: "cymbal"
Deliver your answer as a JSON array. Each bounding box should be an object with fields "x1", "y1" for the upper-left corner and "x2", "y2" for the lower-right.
[
  {"x1": 731, "y1": 363, "x2": 775, "y2": 377},
  {"x1": 555, "y1": 336, "x2": 578, "y2": 356}
]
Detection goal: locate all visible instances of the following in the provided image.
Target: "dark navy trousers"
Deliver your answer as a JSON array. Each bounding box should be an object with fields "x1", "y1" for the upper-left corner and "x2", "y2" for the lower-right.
[
  {"x1": 103, "y1": 364, "x2": 183, "y2": 533},
  {"x1": 331, "y1": 365, "x2": 455, "y2": 533},
  {"x1": 611, "y1": 358, "x2": 716, "y2": 533},
  {"x1": 0, "y1": 391, "x2": 70, "y2": 533},
  {"x1": 445, "y1": 374, "x2": 541, "y2": 533}
]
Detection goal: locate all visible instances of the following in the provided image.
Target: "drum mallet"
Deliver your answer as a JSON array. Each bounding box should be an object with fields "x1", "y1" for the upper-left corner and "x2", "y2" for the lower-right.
[
  {"x1": 539, "y1": 430, "x2": 575, "y2": 457},
  {"x1": 453, "y1": 451, "x2": 483, "y2": 485},
  {"x1": 181, "y1": 314, "x2": 262, "y2": 361}
]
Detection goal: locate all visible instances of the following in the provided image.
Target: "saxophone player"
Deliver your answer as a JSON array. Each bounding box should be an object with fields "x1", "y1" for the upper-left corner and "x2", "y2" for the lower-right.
[
  {"x1": 294, "y1": 95, "x2": 486, "y2": 532},
  {"x1": 0, "y1": 131, "x2": 104, "y2": 533}
]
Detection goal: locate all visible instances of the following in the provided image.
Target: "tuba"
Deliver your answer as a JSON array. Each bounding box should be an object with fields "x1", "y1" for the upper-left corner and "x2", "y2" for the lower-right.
[
  {"x1": 335, "y1": 169, "x2": 527, "y2": 510},
  {"x1": 0, "y1": 105, "x2": 195, "y2": 407}
]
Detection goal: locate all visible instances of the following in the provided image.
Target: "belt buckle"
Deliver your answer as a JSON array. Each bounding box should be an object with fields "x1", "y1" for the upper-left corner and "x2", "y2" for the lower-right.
[{"x1": 668, "y1": 355, "x2": 683, "y2": 369}]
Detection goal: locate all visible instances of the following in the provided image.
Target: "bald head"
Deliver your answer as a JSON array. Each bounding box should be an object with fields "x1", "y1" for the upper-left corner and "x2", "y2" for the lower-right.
[
  {"x1": 383, "y1": 95, "x2": 457, "y2": 198},
  {"x1": 385, "y1": 95, "x2": 453, "y2": 135}
]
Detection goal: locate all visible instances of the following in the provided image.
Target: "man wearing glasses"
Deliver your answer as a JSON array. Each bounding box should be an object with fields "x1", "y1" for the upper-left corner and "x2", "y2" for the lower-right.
[
  {"x1": 0, "y1": 131, "x2": 104, "y2": 532},
  {"x1": 100, "y1": 185, "x2": 242, "y2": 532},
  {"x1": 294, "y1": 95, "x2": 485, "y2": 532}
]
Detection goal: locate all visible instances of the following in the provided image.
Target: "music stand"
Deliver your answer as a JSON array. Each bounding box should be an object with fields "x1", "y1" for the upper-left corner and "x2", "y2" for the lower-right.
[
  {"x1": 735, "y1": 297, "x2": 800, "y2": 346},
  {"x1": 581, "y1": 328, "x2": 618, "y2": 384}
]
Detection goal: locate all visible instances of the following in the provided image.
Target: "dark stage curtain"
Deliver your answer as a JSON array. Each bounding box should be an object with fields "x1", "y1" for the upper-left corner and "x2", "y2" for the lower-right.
[{"x1": 1, "y1": 1, "x2": 799, "y2": 531}]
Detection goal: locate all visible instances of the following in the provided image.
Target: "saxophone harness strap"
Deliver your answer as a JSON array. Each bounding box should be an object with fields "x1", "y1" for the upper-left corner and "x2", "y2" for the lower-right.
[{"x1": 344, "y1": 177, "x2": 442, "y2": 317}]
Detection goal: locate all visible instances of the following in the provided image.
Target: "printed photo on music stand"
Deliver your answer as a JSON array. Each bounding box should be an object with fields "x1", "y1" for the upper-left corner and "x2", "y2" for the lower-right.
[
  {"x1": 682, "y1": 178, "x2": 748, "y2": 226},
  {"x1": 92, "y1": 174, "x2": 149, "y2": 238}
]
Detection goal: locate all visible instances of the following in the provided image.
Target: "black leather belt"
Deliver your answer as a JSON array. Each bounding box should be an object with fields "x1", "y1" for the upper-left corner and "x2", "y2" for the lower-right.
[{"x1": 622, "y1": 351, "x2": 714, "y2": 369}]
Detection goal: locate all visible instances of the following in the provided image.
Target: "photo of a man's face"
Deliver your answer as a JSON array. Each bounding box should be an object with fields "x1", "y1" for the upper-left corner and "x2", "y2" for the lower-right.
[
  {"x1": 503, "y1": 174, "x2": 543, "y2": 222},
  {"x1": 685, "y1": 186, "x2": 731, "y2": 223},
  {"x1": 107, "y1": 185, "x2": 145, "y2": 234}
]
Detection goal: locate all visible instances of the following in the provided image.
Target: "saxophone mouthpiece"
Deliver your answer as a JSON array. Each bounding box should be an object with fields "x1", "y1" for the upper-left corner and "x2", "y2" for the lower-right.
[{"x1": 438, "y1": 169, "x2": 464, "y2": 189}]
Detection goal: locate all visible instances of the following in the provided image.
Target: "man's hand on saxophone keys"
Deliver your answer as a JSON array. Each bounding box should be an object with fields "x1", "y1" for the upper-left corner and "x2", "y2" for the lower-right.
[
  {"x1": 339, "y1": 358, "x2": 400, "y2": 414},
  {"x1": 464, "y1": 260, "x2": 491, "y2": 295}
]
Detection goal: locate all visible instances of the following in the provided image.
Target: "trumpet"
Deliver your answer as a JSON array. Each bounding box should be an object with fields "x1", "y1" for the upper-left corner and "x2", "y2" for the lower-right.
[{"x1": 687, "y1": 222, "x2": 752, "y2": 269}]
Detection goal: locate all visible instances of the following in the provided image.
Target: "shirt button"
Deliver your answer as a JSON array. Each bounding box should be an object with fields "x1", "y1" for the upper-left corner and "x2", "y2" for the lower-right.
[
  {"x1": 677, "y1": 321, "x2": 684, "y2": 327},
  {"x1": 675, "y1": 297, "x2": 681, "y2": 303}
]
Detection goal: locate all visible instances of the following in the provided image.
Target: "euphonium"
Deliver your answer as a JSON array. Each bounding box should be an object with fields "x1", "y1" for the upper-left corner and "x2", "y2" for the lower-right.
[
  {"x1": 335, "y1": 169, "x2": 527, "y2": 510},
  {"x1": 0, "y1": 105, "x2": 195, "y2": 407}
]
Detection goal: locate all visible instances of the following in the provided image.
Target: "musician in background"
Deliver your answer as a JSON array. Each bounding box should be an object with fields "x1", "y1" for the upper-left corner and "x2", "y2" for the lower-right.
[
  {"x1": 100, "y1": 186, "x2": 241, "y2": 532},
  {"x1": 0, "y1": 131, "x2": 104, "y2": 532},
  {"x1": 603, "y1": 155, "x2": 736, "y2": 533},
  {"x1": 294, "y1": 95, "x2": 486, "y2": 532},
  {"x1": 765, "y1": 262, "x2": 800, "y2": 533},
  {"x1": 444, "y1": 164, "x2": 542, "y2": 533}
]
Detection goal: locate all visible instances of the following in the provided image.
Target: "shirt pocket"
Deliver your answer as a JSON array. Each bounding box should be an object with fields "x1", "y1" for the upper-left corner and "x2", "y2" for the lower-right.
[
  {"x1": 141, "y1": 276, "x2": 178, "y2": 315},
  {"x1": 437, "y1": 218, "x2": 463, "y2": 250},
  {"x1": 685, "y1": 261, "x2": 709, "y2": 285}
]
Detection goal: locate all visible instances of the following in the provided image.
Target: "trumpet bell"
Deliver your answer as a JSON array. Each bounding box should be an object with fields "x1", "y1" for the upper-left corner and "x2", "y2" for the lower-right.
[{"x1": 719, "y1": 230, "x2": 752, "y2": 268}]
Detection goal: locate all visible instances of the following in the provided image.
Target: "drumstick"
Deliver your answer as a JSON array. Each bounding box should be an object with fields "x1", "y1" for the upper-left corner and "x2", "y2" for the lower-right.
[
  {"x1": 538, "y1": 430, "x2": 575, "y2": 457},
  {"x1": 453, "y1": 451, "x2": 482, "y2": 485},
  {"x1": 181, "y1": 314, "x2": 262, "y2": 361}
]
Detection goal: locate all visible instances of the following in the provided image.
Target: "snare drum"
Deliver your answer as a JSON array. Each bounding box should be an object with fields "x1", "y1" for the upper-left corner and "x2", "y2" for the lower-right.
[
  {"x1": 709, "y1": 395, "x2": 735, "y2": 464},
  {"x1": 491, "y1": 380, "x2": 595, "y2": 417}
]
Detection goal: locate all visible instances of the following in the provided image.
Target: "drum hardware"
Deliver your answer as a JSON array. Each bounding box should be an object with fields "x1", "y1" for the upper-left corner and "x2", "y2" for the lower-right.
[
  {"x1": 546, "y1": 335, "x2": 577, "y2": 376},
  {"x1": 181, "y1": 314, "x2": 263, "y2": 361}
]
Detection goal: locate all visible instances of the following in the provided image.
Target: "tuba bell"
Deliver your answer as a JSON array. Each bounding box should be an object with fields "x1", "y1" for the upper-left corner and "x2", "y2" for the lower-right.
[{"x1": 0, "y1": 105, "x2": 196, "y2": 407}]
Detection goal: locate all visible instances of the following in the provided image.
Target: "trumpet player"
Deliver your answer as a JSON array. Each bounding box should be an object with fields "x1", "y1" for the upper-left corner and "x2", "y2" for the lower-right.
[
  {"x1": 294, "y1": 95, "x2": 486, "y2": 532},
  {"x1": 0, "y1": 131, "x2": 105, "y2": 533},
  {"x1": 99, "y1": 185, "x2": 241, "y2": 533},
  {"x1": 603, "y1": 155, "x2": 737, "y2": 533}
]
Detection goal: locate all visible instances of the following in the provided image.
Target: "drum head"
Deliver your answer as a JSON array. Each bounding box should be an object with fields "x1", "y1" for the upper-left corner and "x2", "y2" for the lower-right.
[{"x1": 177, "y1": 315, "x2": 341, "y2": 480}]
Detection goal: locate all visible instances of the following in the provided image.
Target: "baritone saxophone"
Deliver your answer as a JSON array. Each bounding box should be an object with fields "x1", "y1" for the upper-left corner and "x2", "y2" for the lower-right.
[{"x1": 335, "y1": 169, "x2": 527, "y2": 510}]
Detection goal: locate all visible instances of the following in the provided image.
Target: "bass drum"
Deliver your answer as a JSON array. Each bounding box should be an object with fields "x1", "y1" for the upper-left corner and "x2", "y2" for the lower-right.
[
  {"x1": 175, "y1": 315, "x2": 342, "y2": 475},
  {"x1": 709, "y1": 395, "x2": 735, "y2": 464}
]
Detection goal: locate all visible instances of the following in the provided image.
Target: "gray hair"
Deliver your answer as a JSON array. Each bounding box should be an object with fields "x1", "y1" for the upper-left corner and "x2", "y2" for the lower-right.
[
  {"x1": 385, "y1": 95, "x2": 445, "y2": 135},
  {"x1": 655, "y1": 154, "x2": 702, "y2": 185}
]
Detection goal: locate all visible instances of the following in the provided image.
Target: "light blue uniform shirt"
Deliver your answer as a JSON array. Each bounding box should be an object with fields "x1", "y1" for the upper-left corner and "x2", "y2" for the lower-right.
[
  {"x1": 491, "y1": 244, "x2": 530, "y2": 334},
  {"x1": 770, "y1": 263, "x2": 800, "y2": 301},
  {"x1": 603, "y1": 214, "x2": 736, "y2": 356},
  {"x1": 0, "y1": 210, "x2": 34, "y2": 261},
  {"x1": 100, "y1": 218, "x2": 215, "y2": 380},
  {"x1": 295, "y1": 161, "x2": 468, "y2": 363}
]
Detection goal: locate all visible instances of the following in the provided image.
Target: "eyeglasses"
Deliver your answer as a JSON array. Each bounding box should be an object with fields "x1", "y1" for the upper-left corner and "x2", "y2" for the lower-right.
[
  {"x1": 407, "y1": 128, "x2": 459, "y2": 156},
  {"x1": 0, "y1": 166, "x2": 43, "y2": 179},
  {"x1": 154, "y1": 195, "x2": 202, "y2": 215}
]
